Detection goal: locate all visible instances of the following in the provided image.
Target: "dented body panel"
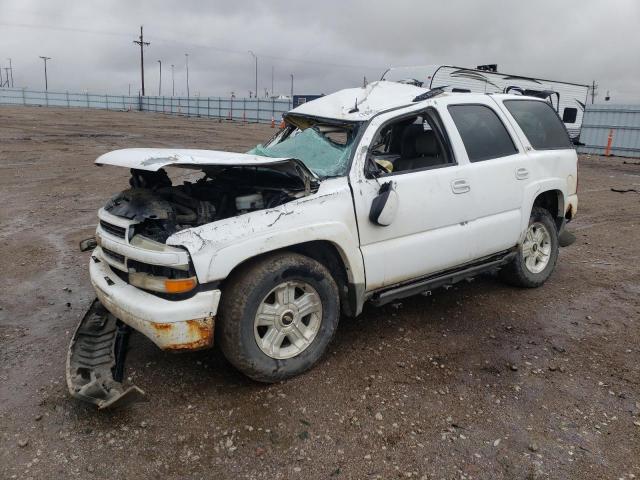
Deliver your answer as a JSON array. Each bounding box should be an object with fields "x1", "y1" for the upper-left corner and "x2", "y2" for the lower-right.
[
  {"x1": 90, "y1": 251, "x2": 219, "y2": 350},
  {"x1": 288, "y1": 80, "x2": 426, "y2": 121},
  {"x1": 95, "y1": 147, "x2": 316, "y2": 178},
  {"x1": 167, "y1": 177, "x2": 364, "y2": 286}
]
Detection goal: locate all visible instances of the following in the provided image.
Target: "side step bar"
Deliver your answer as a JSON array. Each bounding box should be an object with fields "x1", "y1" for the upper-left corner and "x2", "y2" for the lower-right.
[
  {"x1": 370, "y1": 250, "x2": 517, "y2": 306},
  {"x1": 66, "y1": 299, "x2": 145, "y2": 410}
]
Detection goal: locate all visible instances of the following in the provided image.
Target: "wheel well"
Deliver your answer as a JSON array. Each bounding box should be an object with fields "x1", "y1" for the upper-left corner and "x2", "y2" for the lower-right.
[
  {"x1": 221, "y1": 241, "x2": 357, "y2": 318},
  {"x1": 533, "y1": 190, "x2": 563, "y2": 230},
  {"x1": 287, "y1": 241, "x2": 355, "y2": 317}
]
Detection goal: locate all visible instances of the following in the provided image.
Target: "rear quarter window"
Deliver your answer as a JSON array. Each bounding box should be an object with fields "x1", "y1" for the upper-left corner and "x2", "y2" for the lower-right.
[{"x1": 504, "y1": 99, "x2": 572, "y2": 150}]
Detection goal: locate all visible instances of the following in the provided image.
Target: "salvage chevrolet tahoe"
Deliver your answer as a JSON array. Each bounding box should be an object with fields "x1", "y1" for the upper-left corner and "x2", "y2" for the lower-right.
[{"x1": 67, "y1": 81, "x2": 578, "y2": 409}]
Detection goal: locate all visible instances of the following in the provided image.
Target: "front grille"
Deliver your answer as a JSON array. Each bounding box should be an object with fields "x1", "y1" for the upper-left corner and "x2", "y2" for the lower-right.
[
  {"x1": 100, "y1": 220, "x2": 126, "y2": 239},
  {"x1": 102, "y1": 247, "x2": 125, "y2": 264}
]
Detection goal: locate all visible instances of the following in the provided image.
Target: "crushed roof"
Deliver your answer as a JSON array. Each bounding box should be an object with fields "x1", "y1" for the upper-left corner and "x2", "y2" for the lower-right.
[{"x1": 289, "y1": 81, "x2": 428, "y2": 121}]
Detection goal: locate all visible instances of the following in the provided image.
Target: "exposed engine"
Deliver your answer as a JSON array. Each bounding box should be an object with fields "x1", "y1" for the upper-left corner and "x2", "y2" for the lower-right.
[{"x1": 104, "y1": 168, "x2": 299, "y2": 243}]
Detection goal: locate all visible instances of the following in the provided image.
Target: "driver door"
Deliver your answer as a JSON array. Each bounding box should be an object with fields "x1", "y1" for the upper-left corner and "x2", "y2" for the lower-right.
[{"x1": 349, "y1": 105, "x2": 478, "y2": 291}]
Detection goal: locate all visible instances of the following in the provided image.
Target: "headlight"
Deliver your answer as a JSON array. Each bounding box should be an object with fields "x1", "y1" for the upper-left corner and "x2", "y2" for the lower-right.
[{"x1": 129, "y1": 272, "x2": 198, "y2": 293}]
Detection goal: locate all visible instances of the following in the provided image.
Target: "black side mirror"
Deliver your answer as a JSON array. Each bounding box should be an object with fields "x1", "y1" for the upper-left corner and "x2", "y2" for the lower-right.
[{"x1": 369, "y1": 181, "x2": 399, "y2": 226}]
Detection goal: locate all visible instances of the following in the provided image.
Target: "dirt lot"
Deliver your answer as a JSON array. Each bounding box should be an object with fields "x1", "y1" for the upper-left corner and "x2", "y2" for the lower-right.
[{"x1": 0, "y1": 107, "x2": 638, "y2": 479}]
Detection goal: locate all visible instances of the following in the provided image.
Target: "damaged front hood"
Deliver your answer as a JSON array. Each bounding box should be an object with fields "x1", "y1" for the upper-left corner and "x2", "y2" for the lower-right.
[{"x1": 95, "y1": 148, "x2": 319, "y2": 187}]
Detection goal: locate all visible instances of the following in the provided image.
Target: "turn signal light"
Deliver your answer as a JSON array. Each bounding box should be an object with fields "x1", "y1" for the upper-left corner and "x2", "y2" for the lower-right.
[{"x1": 164, "y1": 277, "x2": 198, "y2": 294}]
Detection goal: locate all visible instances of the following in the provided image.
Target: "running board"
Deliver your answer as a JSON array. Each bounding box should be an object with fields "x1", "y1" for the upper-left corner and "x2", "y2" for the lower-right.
[
  {"x1": 370, "y1": 251, "x2": 516, "y2": 306},
  {"x1": 66, "y1": 299, "x2": 145, "y2": 410}
]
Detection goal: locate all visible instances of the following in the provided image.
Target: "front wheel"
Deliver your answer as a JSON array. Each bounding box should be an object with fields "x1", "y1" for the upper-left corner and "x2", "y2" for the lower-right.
[
  {"x1": 499, "y1": 207, "x2": 559, "y2": 288},
  {"x1": 217, "y1": 252, "x2": 340, "y2": 382}
]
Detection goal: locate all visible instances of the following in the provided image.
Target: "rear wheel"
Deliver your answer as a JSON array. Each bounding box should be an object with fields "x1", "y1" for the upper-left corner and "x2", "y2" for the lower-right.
[
  {"x1": 499, "y1": 207, "x2": 559, "y2": 288},
  {"x1": 218, "y1": 252, "x2": 340, "y2": 382}
]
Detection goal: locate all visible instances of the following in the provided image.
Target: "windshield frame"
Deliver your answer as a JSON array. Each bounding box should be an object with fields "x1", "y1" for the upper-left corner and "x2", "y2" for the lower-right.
[{"x1": 259, "y1": 114, "x2": 365, "y2": 179}]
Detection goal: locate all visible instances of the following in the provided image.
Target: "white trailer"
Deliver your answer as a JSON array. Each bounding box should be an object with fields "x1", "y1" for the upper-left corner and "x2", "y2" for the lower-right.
[{"x1": 382, "y1": 65, "x2": 589, "y2": 140}]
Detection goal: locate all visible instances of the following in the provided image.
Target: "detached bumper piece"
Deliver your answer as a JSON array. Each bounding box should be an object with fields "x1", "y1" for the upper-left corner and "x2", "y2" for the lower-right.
[
  {"x1": 559, "y1": 228, "x2": 576, "y2": 247},
  {"x1": 66, "y1": 299, "x2": 145, "y2": 410},
  {"x1": 558, "y1": 219, "x2": 576, "y2": 247}
]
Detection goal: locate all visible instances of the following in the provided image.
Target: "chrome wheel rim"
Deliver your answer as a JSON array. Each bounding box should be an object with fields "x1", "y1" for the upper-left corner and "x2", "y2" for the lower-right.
[
  {"x1": 522, "y1": 222, "x2": 552, "y2": 274},
  {"x1": 254, "y1": 281, "x2": 322, "y2": 360}
]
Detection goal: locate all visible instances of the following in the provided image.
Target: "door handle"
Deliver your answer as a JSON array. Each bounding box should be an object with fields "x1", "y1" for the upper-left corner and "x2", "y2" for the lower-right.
[
  {"x1": 451, "y1": 179, "x2": 470, "y2": 194},
  {"x1": 515, "y1": 167, "x2": 529, "y2": 180}
]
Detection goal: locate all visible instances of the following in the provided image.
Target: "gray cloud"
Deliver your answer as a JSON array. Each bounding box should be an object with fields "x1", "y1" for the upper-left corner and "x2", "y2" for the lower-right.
[{"x1": 1, "y1": 0, "x2": 639, "y2": 102}]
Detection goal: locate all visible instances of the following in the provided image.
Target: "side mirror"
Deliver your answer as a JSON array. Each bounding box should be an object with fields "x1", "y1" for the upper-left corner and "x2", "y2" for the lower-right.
[{"x1": 369, "y1": 181, "x2": 399, "y2": 226}]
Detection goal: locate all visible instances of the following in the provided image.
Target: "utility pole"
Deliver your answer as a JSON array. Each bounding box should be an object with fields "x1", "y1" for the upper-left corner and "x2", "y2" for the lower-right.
[
  {"x1": 248, "y1": 51, "x2": 257, "y2": 102},
  {"x1": 3, "y1": 68, "x2": 9, "y2": 87},
  {"x1": 590, "y1": 80, "x2": 598, "y2": 104},
  {"x1": 7, "y1": 58, "x2": 13, "y2": 87},
  {"x1": 133, "y1": 26, "x2": 150, "y2": 96},
  {"x1": 185, "y1": 54, "x2": 190, "y2": 98},
  {"x1": 171, "y1": 64, "x2": 175, "y2": 96},
  {"x1": 39, "y1": 56, "x2": 51, "y2": 91},
  {"x1": 157, "y1": 60, "x2": 162, "y2": 96},
  {"x1": 0, "y1": 68, "x2": 3, "y2": 88},
  {"x1": 290, "y1": 73, "x2": 294, "y2": 100}
]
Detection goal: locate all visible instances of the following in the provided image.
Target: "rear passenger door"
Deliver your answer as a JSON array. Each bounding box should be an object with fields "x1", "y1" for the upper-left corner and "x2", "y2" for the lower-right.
[{"x1": 441, "y1": 97, "x2": 528, "y2": 257}]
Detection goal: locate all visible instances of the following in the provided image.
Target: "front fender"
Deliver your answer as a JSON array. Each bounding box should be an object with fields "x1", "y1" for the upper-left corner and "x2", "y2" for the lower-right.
[{"x1": 167, "y1": 178, "x2": 364, "y2": 285}]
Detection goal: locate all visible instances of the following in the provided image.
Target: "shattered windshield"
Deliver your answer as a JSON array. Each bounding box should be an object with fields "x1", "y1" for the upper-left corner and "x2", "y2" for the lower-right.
[{"x1": 248, "y1": 120, "x2": 360, "y2": 178}]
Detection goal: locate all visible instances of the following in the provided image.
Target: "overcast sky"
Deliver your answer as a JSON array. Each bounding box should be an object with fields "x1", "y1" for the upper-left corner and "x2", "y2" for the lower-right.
[{"x1": 1, "y1": 0, "x2": 639, "y2": 102}]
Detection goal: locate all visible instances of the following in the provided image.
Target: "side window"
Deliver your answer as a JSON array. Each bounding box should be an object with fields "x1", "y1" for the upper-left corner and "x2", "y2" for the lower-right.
[
  {"x1": 504, "y1": 99, "x2": 572, "y2": 149},
  {"x1": 368, "y1": 110, "x2": 454, "y2": 175},
  {"x1": 448, "y1": 104, "x2": 518, "y2": 162},
  {"x1": 562, "y1": 107, "x2": 578, "y2": 124}
]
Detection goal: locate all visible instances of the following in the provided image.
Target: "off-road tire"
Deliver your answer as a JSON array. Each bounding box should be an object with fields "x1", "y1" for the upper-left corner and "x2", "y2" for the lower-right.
[
  {"x1": 217, "y1": 252, "x2": 340, "y2": 382},
  {"x1": 499, "y1": 207, "x2": 559, "y2": 288}
]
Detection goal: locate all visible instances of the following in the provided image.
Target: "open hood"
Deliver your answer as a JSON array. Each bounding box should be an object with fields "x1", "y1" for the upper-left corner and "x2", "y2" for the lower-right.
[{"x1": 95, "y1": 148, "x2": 319, "y2": 189}]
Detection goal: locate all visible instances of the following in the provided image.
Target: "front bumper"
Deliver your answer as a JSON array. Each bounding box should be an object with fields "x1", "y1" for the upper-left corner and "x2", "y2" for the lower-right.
[{"x1": 90, "y1": 247, "x2": 221, "y2": 351}]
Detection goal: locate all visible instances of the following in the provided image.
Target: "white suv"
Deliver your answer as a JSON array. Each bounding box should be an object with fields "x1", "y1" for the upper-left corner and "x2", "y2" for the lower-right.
[{"x1": 67, "y1": 81, "x2": 578, "y2": 409}]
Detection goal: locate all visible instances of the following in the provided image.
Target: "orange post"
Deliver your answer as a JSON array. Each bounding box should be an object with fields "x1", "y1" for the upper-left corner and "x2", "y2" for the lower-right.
[
  {"x1": 271, "y1": 116, "x2": 275, "y2": 128},
  {"x1": 279, "y1": 119, "x2": 285, "y2": 129},
  {"x1": 605, "y1": 128, "x2": 614, "y2": 156}
]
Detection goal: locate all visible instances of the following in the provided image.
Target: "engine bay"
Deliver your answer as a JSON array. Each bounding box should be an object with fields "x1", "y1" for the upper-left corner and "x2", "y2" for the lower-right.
[{"x1": 104, "y1": 167, "x2": 306, "y2": 243}]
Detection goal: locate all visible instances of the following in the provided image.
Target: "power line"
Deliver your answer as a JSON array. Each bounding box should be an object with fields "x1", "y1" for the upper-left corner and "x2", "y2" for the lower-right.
[
  {"x1": 133, "y1": 26, "x2": 150, "y2": 96},
  {"x1": 185, "y1": 53, "x2": 190, "y2": 98},
  {"x1": 590, "y1": 80, "x2": 598, "y2": 104},
  {"x1": 0, "y1": 21, "x2": 385, "y2": 71},
  {"x1": 7, "y1": 58, "x2": 14, "y2": 87},
  {"x1": 39, "y1": 56, "x2": 51, "y2": 91}
]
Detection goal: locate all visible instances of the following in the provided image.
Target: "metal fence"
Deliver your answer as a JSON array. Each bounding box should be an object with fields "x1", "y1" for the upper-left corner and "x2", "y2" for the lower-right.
[
  {"x1": 0, "y1": 87, "x2": 293, "y2": 124},
  {"x1": 578, "y1": 104, "x2": 640, "y2": 158}
]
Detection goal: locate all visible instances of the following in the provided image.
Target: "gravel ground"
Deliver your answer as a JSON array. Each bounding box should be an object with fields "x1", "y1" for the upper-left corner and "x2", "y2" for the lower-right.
[{"x1": 0, "y1": 107, "x2": 639, "y2": 480}]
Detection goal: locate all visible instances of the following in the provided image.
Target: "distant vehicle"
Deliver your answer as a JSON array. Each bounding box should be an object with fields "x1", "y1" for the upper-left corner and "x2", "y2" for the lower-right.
[
  {"x1": 293, "y1": 94, "x2": 323, "y2": 108},
  {"x1": 382, "y1": 65, "x2": 589, "y2": 140}
]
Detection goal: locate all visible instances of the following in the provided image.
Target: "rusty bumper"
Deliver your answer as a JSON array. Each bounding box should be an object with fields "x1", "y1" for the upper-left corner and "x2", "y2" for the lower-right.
[{"x1": 89, "y1": 250, "x2": 219, "y2": 351}]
